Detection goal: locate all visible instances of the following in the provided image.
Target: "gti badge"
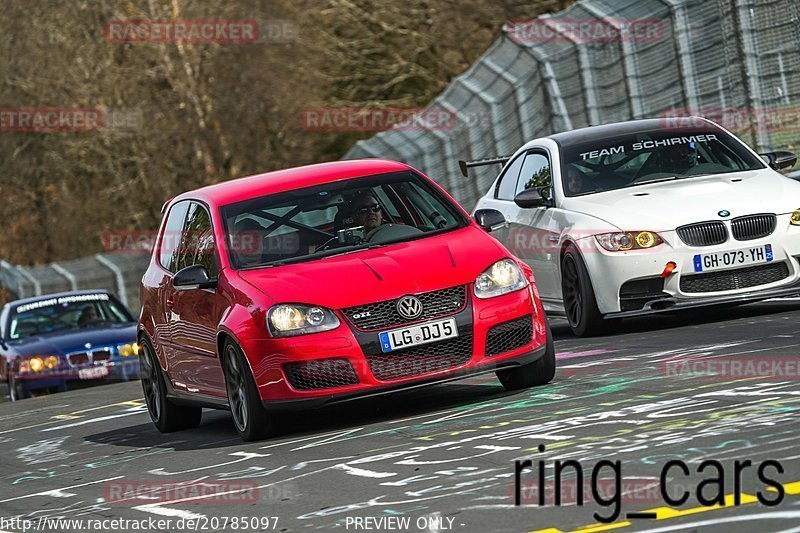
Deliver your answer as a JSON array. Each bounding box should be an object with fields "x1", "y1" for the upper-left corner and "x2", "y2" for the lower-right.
[
  {"x1": 396, "y1": 295, "x2": 423, "y2": 320},
  {"x1": 718, "y1": 210, "x2": 730, "y2": 217}
]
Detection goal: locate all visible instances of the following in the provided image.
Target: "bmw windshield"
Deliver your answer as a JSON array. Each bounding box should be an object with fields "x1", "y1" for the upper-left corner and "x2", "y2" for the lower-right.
[
  {"x1": 7, "y1": 293, "x2": 133, "y2": 340},
  {"x1": 221, "y1": 171, "x2": 467, "y2": 269},
  {"x1": 559, "y1": 127, "x2": 766, "y2": 197}
]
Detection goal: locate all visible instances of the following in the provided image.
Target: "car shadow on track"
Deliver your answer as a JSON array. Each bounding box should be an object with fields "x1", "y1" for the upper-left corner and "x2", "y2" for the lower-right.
[
  {"x1": 549, "y1": 300, "x2": 800, "y2": 340},
  {"x1": 83, "y1": 380, "x2": 534, "y2": 449}
]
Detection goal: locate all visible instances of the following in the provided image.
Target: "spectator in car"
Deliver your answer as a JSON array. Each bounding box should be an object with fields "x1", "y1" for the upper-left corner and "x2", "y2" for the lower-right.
[
  {"x1": 78, "y1": 306, "x2": 98, "y2": 326},
  {"x1": 349, "y1": 192, "x2": 385, "y2": 233},
  {"x1": 232, "y1": 217, "x2": 265, "y2": 267},
  {"x1": 565, "y1": 164, "x2": 586, "y2": 195}
]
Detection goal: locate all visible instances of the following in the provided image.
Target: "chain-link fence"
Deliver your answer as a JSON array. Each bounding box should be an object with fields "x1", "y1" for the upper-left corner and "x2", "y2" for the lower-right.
[
  {"x1": 0, "y1": 254, "x2": 148, "y2": 312},
  {"x1": 346, "y1": 0, "x2": 800, "y2": 209},
  {"x1": 2, "y1": 0, "x2": 799, "y2": 310}
]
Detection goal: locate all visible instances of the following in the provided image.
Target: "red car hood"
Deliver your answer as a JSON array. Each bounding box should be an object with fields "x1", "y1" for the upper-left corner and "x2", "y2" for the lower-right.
[{"x1": 237, "y1": 226, "x2": 508, "y2": 309}]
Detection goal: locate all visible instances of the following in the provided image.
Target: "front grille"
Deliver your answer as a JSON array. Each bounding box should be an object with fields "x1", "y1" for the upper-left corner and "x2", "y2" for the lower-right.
[
  {"x1": 91, "y1": 348, "x2": 112, "y2": 362},
  {"x1": 486, "y1": 316, "x2": 533, "y2": 356},
  {"x1": 680, "y1": 262, "x2": 790, "y2": 293},
  {"x1": 677, "y1": 221, "x2": 728, "y2": 246},
  {"x1": 283, "y1": 358, "x2": 359, "y2": 390},
  {"x1": 343, "y1": 285, "x2": 467, "y2": 331},
  {"x1": 365, "y1": 334, "x2": 473, "y2": 381},
  {"x1": 67, "y1": 353, "x2": 89, "y2": 366},
  {"x1": 731, "y1": 214, "x2": 776, "y2": 241}
]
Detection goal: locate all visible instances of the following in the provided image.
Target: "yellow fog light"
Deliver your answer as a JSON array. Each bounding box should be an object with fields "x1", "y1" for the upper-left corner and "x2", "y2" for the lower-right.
[
  {"x1": 118, "y1": 343, "x2": 139, "y2": 357},
  {"x1": 791, "y1": 210, "x2": 800, "y2": 226},
  {"x1": 44, "y1": 356, "x2": 59, "y2": 369},
  {"x1": 636, "y1": 231, "x2": 658, "y2": 248},
  {"x1": 29, "y1": 357, "x2": 44, "y2": 372}
]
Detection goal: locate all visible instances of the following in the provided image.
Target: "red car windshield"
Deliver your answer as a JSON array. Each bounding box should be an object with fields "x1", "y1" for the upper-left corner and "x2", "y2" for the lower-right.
[{"x1": 221, "y1": 171, "x2": 467, "y2": 269}]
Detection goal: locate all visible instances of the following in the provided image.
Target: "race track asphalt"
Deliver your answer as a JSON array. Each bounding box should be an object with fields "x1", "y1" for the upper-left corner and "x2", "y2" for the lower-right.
[{"x1": 1, "y1": 301, "x2": 800, "y2": 533}]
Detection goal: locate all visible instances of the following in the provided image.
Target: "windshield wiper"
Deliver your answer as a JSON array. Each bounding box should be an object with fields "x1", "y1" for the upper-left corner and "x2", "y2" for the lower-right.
[
  {"x1": 632, "y1": 176, "x2": 680, "y2": 186},
  {"x1": 260, "y1": 243, "x2": 385, "y2": 268}
]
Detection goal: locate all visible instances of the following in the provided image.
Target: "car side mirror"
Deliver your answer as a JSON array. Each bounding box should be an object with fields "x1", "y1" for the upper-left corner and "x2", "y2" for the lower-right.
[
  {"x1": 474, "y1": 209, "x2": 507, "y2": 232},
  {"x1": 760, "y1": 151, "x2": 797, "y2": 171},
  {"x1": 173, "y1": 264, "x2": 217, "y2": 291},
  {"x1": 514, "y1": 188, "x2": 548, "y2": 208}
]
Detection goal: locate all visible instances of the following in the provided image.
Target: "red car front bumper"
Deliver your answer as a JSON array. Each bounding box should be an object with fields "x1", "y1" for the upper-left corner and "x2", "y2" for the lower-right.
[{"x1": 239, "y1": 283, "x2": 547, "y2": 410}]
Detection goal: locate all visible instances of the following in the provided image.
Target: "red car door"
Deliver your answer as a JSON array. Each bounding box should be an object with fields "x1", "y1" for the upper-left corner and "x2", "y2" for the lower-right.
[
  {"x1": 168, "y1": 201, "x2": 226, "y2": 397},
  {"x1": 153, "y1": 201, "x2": 189, "y2": 383}
]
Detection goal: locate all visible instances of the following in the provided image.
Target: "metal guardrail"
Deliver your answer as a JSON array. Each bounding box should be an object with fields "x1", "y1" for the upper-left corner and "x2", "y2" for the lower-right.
[{"x1": 344, "y1": 0, "x2": 800, "y2": 211}]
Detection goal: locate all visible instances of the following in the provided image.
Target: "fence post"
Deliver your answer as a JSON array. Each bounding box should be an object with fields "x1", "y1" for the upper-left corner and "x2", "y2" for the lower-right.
[
  {"x1": 51, "y1": 263, "x2": 78, "y2": 291},
  {"x1": 16, "y1": 266, "x2": 42, "y2": 297},
  {"x1": 732, "y1": 0, "x2": 771, "y2": 150},
  {"x1": 95, "y1": 254, "x2": 129, "y2": 308}
]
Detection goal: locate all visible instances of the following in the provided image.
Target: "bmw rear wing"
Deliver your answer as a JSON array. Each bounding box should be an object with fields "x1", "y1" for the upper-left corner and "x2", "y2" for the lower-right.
[{"x1": 458, "y1": 156, "x2": 511, "y2": 177}]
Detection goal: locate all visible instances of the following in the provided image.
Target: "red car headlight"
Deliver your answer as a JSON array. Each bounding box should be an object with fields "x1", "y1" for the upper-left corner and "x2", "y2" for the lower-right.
[{"x1": 267, "y1": 304, "x2": 340, "y2": 337}]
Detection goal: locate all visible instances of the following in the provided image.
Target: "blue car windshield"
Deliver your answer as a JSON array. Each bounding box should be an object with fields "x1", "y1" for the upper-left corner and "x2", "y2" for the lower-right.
[{"x1": 8, "y1": 294, "x2": 131, "y2": 340}]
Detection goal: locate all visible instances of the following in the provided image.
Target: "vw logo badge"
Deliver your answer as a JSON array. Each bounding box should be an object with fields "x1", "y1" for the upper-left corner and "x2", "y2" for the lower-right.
[
  {"x1": 396, "y1": 295, "x2": 423, "y2": 320},
  {"x1": 718, "y1": 210, "x2": 730, "y2": 217}
]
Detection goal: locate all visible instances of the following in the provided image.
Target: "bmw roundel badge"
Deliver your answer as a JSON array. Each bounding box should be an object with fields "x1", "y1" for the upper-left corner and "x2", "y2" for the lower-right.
[{"x1": 718, "y1": 210, "x2": 730, "y2": 217}]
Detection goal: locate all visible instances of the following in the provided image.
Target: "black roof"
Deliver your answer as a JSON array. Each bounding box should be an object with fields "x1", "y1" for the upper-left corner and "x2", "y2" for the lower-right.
[{"x1": 548, "y1": 117, "x2": 722, "y2": 147}]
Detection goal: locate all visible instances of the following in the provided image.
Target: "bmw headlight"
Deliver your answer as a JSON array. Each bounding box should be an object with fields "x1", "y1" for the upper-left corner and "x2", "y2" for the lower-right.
[
  {"x1": 28, "y1": 357, "x2": 44, "y2": 372},
  {"x1": 791, "y1": 209, "x2": 800, "y2": 226},
  {"x1": 474, "y1": 259, "x2": 528, "y2": 299},
  {"x1": 117, "y1": 343, "x2": 140, "y2": 357},
  {"x1": 267, "y1": 304, "x2": 340, "y2": 337},
  {"x1": 596, "y1": 231, "x2": 663, "y2": 252}
]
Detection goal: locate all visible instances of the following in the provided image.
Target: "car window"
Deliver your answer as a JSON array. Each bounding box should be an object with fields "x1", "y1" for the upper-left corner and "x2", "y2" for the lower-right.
[
  {"x1": 158, "y1": 201, "x2": 189, "y2": 273},
  {"x1": 495, "y1": 154, "x2": 525, "y2": 200},
  {"x1": 560, "y1": 127, "x2": 766, "y2": 197},
  {"x1": 174, "y1": 202, "x2": 218, "y2": 276},
  {"x1": 8, "y1": 293, "x2": 132, "y2": 340},
  {"x1": 517, "y1": 152, "x2": 552, "y2": 195},
  {"x1": 222, "y1": 170, "x2": 467, "y2": 269}
]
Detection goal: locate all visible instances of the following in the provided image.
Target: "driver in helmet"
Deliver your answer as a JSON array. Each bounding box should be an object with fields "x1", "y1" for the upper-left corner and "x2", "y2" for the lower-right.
[{"x1": 660, "y1": 141, "x2": 698, "y2": 174}]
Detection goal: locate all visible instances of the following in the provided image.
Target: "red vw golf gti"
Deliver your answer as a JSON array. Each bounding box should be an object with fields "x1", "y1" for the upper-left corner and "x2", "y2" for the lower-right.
[{"x1": 138, "y1": 160, "x2": 554, "y2": 440}]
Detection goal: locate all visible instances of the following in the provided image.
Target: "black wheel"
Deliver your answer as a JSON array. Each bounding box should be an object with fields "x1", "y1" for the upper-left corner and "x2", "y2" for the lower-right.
[
  {"x1": 138, "y1": 337, "x2": 202, "y2": 433},
  {"x1": 561, "y1": 244, "x2": 620, "y2": 337},
  {"x1": 222, "y1": 340, "x2": 277, "y2": 441},
  {"x1": 496, "y1": 320, "x2": 556, "y2": 390}
]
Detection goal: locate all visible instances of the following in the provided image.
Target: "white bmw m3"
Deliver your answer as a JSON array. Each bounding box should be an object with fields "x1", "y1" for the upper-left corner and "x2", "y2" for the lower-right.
[{"x1": 469, "y1": 117, "x2": 800, "y2": 336}]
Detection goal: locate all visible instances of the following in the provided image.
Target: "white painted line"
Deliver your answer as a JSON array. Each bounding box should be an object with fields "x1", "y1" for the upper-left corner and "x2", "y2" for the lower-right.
[{"x1": 0, "y1": 476, "x2": 124, "y2": 503}]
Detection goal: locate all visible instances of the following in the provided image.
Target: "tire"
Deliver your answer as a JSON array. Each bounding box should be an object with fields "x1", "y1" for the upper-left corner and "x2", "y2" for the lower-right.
[
  {"x1": 222, "y1": 340, "x2": 278, "y2": 442},
  {"x1": 139, "y1": 337, "x2": 202, "y2": 433},
  {"x1": 561, "y1": 244, "x2": 621, "y2": 337},
  {"x1": 496, "y1": 320, "x2": 556, "y2": 390}
]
